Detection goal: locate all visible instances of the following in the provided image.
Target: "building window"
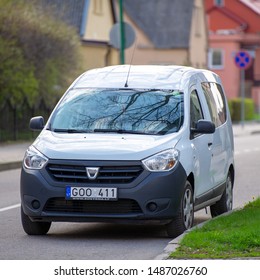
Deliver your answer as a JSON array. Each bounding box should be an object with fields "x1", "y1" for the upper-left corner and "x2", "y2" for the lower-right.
[
  {"x1": 93, "y1": 0, "x2": 103, "y2": 15},
  {"x1": 214, "y1": 0, "x2": 224, "y2": 7},
  {"x1": 208, "y1": 49, "x2": 224, "y2": 70}
]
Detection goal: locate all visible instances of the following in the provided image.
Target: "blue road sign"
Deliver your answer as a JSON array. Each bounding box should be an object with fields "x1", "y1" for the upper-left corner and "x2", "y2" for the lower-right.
[{"x1": 234, "y1": 51, "x2": 252, "y2": 69}]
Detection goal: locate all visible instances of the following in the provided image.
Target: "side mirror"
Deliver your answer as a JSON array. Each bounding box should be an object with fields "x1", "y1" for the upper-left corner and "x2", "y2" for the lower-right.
[
  {"x1": 29, "y1": 116, "x2": 45, "y2": 131},
  {"x1": 191, "y1": 120, "x2": 215, "y2": 134}
]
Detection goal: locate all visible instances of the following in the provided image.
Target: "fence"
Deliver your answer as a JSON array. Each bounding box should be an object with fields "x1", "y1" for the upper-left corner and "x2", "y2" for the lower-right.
[{"x1": 0, "y1": 97, "x2": 55, "y2": 142}]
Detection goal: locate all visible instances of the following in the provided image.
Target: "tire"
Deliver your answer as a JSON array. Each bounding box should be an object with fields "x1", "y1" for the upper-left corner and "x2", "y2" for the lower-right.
[
  {"x1": 21, "y1": 206, "x2": 51, "y2": 235},
  {"x1": 210, "y1": 171, "x2": 233, "y2": 218},
  {"x1": 166, "y1": 181, "x2": 194, "y2": 238}
]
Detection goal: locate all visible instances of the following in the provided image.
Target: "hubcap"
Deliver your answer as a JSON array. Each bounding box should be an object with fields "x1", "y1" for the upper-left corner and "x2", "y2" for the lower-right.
[
  {"x1": 183, "y1": 189, "x2": 194, "y2": 229},
  {"x1": 226, "y1": 175, "x2": 233, "y2": 211}
]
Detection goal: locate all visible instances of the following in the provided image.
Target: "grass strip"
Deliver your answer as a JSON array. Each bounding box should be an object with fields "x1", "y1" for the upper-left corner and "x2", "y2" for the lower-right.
[{"x1": 170, "y1": 197, "x2": 260, "y2": 259}]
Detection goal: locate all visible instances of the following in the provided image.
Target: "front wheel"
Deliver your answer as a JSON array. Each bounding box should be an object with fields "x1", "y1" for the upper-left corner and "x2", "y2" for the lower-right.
[
  {"x1": 210, "y1": 171, "x2": 233, "y2": 218},
  {"x1": 21, "y1": 206, "x2": 51, "y2": 235},
  {"x1": 166, "y1": 181, "x2": 194, "y2": 238}
]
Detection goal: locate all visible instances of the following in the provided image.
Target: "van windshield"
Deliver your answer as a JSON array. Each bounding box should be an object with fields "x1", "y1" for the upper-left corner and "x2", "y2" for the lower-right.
[{"x1": 51, "y1": 88, "x2": 184, "y2": 135}]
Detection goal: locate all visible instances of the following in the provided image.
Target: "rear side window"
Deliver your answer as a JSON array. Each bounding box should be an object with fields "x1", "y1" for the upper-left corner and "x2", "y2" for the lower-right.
[{"x1": 201, "y1": 82, "x2": 227, "y2": 127}]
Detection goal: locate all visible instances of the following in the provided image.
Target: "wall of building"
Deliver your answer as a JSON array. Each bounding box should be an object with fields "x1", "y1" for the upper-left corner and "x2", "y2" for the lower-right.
[
  {"x1": 83, "y1": 0, "x2": 114, "y2": 41},
  {"x1": 79, "y1": 0, "x2": 119, "y2": 70},
  {"x1": 210, "y1": 34, "x2": 241, "y2": 99},
  {"x1": 189, "y1": 0, "x2": 208, "y2": 68},
  {"x1": 206, "y1": 0, "x2": 260, "y2": 103},
  {"x1": 80, "y1": 44, "x2": 118, "y2": 71}
]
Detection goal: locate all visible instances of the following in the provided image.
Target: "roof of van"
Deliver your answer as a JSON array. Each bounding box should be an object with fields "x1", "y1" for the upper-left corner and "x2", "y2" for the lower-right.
[{"x1": 74, "y1": 65, "x2": 219, "y2": 90}]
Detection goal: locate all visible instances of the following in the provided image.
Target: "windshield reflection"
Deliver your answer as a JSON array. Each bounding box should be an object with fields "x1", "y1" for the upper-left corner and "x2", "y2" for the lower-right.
[{"x1": 51, "y1": 88, "x2": 184, "y2": 135}]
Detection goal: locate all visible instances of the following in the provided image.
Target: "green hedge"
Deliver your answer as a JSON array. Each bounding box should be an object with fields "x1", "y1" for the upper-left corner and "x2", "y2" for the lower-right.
[{"x1": 228, "y1": 98, "x2": 255, "y2": 122}]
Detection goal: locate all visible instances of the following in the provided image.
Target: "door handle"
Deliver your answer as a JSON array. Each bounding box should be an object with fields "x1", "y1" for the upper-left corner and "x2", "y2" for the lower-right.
[{"x1": 208, "y1": 142, "x2": 213, "y2": 148}]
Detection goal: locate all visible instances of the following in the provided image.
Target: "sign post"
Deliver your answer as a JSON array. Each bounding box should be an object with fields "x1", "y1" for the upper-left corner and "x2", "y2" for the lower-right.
[
  {"x1": 110, "y1": 1, "x2": 136, "y2": 64},
  {"x1": 234, "y1": 50, "x2": 252, "y2": 128},
  {"x1": 119, "y1": 0, "x2": 125, "y2": 64}
]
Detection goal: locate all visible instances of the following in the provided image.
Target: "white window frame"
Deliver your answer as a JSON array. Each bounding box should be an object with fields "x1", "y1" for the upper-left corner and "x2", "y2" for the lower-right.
[{"x1": 208, "y1": 48, "x2": 225, "y2": 70}]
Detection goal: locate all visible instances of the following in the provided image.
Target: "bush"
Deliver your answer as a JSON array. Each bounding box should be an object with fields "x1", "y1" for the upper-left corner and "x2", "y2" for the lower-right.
[
  {"x1": 0, "y1": 0, "x2": 82, "y2": 108},
  {"x1": 228, "y1": 98, "x2": 255, "y2": 122},
  {"x1": 0, "y1": 0, "x2": 83, "y2": 141}
]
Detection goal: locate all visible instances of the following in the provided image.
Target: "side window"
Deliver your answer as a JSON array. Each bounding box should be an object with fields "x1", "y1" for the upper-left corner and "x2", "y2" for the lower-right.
[
  {"x1": 190, "y1": 90, "x2": 204, "y2": 130},
  {"x1": 201, "y1": 82, "x2": 227, "y2": 127}
]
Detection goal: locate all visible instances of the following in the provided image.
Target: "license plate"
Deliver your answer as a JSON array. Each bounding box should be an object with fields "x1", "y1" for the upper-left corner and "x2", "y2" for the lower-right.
[{"x1": 65, "y1": 186, "x2": 117, "y2": 201}]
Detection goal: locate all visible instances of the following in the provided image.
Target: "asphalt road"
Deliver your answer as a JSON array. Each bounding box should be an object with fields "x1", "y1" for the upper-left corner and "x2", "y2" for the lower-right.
[{"x1": 0, "y1": 133, "x2": 260, "y2": 260}]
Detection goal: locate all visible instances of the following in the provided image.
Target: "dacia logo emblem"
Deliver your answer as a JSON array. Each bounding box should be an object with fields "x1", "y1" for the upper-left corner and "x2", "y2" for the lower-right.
[{"x1": 86, "y1": 167, "x2": 99, "y2": 180}]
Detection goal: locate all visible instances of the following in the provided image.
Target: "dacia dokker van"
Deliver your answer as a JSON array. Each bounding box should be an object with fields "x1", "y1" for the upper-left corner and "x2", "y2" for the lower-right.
[{"x1": 20, "y1": 65, "x2": 235, "y2": 238}]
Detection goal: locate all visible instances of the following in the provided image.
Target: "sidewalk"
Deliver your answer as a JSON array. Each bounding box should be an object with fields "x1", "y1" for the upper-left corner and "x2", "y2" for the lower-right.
[
  {"x1": 0, "y1": 141, "x2": 31, "y2": 172},
  {"x1": 232, "y1": 121, "x2": 260, "y2": 137},
  {"x1": 1, "y1": 122, "x2": 260, "y2": 172}
]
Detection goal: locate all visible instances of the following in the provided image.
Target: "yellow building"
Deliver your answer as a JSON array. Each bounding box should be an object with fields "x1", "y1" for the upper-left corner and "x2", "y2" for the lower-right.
[
  {"x1": 40, "y1": 0, "x2": 208, "y2": 70},
  {"x1": 80, "y1": 0, "x2": 119, "y2": 69}
]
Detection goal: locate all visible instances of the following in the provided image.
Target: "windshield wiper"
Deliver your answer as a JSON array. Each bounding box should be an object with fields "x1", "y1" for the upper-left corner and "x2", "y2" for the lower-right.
[
  {"x1": 53, "y1": 128, "x2": 156, "y2": 135},
  {"x1": 53, "y1": 128, "x2": 92, "y2": 133},
  {"x1": 93, "y1": 128, "x2": 155, "y2": 135}
]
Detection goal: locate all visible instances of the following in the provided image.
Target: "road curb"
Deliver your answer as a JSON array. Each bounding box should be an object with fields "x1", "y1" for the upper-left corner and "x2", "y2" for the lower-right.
[
  {"x1": 154, "y1": 232, "x2": 186, "y2": 260},
  {"x1": 0, "y1": 161, "x2": 22, "y2": 172},
  {"x1": 153, "y1": 222, "x2": 207, "y2": 260}
]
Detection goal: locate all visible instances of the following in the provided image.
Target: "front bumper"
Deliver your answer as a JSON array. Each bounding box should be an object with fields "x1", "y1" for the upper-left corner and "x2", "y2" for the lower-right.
[{"x1": 20, "y1": 159, "x2": 187, "y2": 223}]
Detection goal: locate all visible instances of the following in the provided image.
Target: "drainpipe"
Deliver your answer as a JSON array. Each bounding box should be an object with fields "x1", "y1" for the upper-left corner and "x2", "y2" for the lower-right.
[{"x1": 105, "y1": 45, "x2": 111, "y2": 66}]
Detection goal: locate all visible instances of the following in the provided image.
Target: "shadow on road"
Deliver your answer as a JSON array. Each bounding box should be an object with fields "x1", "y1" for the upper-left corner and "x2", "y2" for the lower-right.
[{"x1": 37, "y1": 214, "x2": 210, "y2": 240}]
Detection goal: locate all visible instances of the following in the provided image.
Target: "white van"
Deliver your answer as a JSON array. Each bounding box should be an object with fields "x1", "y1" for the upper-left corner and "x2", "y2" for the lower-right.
[{"x1": 21, "y1": 65, "x2": 235, "y2": 238}]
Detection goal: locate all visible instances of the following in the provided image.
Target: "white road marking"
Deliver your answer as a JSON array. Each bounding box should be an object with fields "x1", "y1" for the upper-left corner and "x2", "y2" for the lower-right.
[{"x1": 0, "y1": 203, "x2": 20, "y2": 212}]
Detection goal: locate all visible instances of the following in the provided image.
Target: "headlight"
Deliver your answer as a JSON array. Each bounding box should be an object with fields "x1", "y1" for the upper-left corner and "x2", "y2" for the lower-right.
[
  {"x1": 142, "y1": 149, "x2": 179, "y2": 172},
  {"x1": 23, "y1": 146, "x2": 48, "y2": 169}
]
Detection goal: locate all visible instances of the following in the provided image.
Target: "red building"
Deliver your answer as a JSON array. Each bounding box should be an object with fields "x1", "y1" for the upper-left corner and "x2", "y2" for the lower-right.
[{"x1": 205, "y1": 0, "x2": 260, "y2": 111}]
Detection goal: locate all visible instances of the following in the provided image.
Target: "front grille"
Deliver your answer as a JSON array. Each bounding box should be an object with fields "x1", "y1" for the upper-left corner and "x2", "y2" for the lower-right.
[
  {"x1": 46, "y1": 164, "x2": 143, "y2": 184},
  {"x1": 43, "y1": 198, "x2": 142, "y2": 214}
]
